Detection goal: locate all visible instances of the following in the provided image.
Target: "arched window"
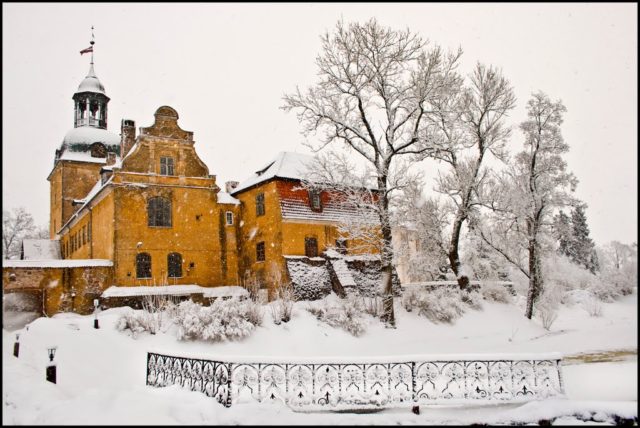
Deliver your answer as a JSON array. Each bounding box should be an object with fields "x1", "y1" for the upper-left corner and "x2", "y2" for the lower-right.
[
  {"x1": 148, "y1": 197, "x2": 172, "y2": 227},
  {"x1": 168, "y1": 252, "x2": 182, "y2": 278},
  {"x1": 136, "y1": 253, "x2": 152, "y2": 279}
]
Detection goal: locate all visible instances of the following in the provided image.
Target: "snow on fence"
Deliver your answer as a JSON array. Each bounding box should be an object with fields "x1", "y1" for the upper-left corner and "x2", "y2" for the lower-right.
[{"x1": 146, "y1": 352, "x2": 564, "y2": 410}]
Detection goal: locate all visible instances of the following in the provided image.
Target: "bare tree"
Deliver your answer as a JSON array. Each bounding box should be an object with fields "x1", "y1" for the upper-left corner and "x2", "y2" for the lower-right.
[
  {"x1": 283, "y1": 19, "x2": 462, "y2": 327},
  {"x1": 429, "y1": 63, "x2": 516, "y2": 289},
  {"x1": 2, "y1": 207, "x2": 39, "y2": 259},
  {"x1": 475, "y1": 92, "x2": 577, "y2": 319}
]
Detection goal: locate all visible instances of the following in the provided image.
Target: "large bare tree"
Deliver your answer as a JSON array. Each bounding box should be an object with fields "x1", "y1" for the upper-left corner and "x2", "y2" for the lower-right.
[
  {"x1": 429, "y1": 63, "x2": 516, "y2": 289},
  {"x1": 283, "y1": 19, "x2": 462, "y2": 327},
  {"x1": 475, "y1": 92, "x2": 577, "y2": 319},
  {"x1": 2, "y1": 207, "x2": 41, "y2": 259}
]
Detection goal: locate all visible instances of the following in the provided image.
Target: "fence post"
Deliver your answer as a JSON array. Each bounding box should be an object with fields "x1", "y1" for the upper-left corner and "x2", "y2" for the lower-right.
[{"x1": 226, "y1": 363, "x2": 233, "y2": 407}]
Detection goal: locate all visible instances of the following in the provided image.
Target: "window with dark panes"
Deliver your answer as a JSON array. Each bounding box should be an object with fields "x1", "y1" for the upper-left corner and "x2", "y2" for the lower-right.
[
  {"x1": 148, "y1": 197, "x2": 172, "y2": 227},
  {"x1": 336, "y1": 238, "x2": 348, "y2": 255},
  {"x1": 256, "y1": 242, "x2": 265, "y2": 262},
  {"x1": 160, "y1": 157, "x2": 174, "y2": 176},
  {"x1": 136, "y1": 253, "x2": 152, "y2": 278},
  {"x1": 309, "y1": 189, "x2": 322, "y2": 211},
  {"x1": 168, "y1": 252, "x2": 182, "y2": 278},
  {"x1": 305, "y1": 237, "x2": 318, "y2": 257},
  {"x1": 226, "y1": 211, "x2": 234, "y2": 225},
  {"x1": 256, "y1": 193, "x2": 265, "y2": 216}
]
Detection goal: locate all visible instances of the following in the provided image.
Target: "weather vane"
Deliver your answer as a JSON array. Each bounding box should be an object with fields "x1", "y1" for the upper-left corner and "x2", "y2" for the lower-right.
[{"x1": 80, "y1": 26, "x2": 95, "y2": 63}]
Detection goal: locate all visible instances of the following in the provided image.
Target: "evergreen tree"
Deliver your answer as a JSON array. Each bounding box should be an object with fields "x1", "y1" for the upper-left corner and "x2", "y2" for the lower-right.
[
  {"x1": 553, "y1": 210, "x2": 573, "y2": 258},
  {"x1": 569, "y1": 205, "x2": 599, "y2": 273}
]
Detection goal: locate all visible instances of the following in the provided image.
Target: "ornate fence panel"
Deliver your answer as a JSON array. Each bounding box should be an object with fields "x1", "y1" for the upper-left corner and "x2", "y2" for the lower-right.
[{"x1": 146, "y1": 352, "x2": 564, "y2": 410}]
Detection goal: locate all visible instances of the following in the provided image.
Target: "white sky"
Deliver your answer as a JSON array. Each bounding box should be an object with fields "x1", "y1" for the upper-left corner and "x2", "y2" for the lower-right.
[{"x1": 2, "y1": 3, "x2": 637, "y2": 246}]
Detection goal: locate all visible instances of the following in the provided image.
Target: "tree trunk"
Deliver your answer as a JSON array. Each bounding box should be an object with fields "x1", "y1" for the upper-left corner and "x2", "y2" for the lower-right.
[
  {"x1": 378, "y1": 174, "x2": 396, "y2": 328},
  {"x1": 525, "y1": 222, "x2": 542, "y2": 319},
  {"x1": 448, "y1": 212, "x2": 469, "y2": 290}
]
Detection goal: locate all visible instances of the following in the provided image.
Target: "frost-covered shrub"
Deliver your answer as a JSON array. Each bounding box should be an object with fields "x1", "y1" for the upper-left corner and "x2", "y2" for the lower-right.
[
  {"x1": 116, "y1": 308, "x2": 158, "y2": 337},
  {"x1": 536, "y1": 303, "x2": 558, "y2": 331},
  {"x1": 306, "y1": 295, "x2": 368, "y2": 336},
  {"x1": 403, "y1": 287, "x2": 466, "y2": 324},
  {"x1": 270, "y1": 282, "x2": 295, "y2": 324},
  {"x1": 174, "y1": 298, "x2": 257, "y2": 342},
  {"x1": 361, "y1": 295, "x2": 382, "y2": 317},
  {"x1": 582, "y1": 294, "x2": 603, "y2": 317},
  {"x1": 401, "y1": 289, "x2": 419, "y2": 313},
  {"x1": 243, "y1": 299, "x2": 264, "y2": 326},
  {"x1": 461, "y1": 290, "x2": 483, "y2": 310},
  {"x1": 481, "y1": 283, "x2": 512, "y2": 303}
]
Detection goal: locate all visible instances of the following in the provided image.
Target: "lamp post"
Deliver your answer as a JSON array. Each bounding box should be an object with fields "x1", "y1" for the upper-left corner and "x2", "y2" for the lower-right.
[
  {"x1": 46, "y1": 346, "x2": 57, "y2": 384},
  {"x1": 93, "y1": 299, "x2": 100, "y2": 329},
  {"x1": 70, "y1": 288, "x2": 77, "y2": 312},
  {"x1": 13, "y1": 333, "x2": 20, "y2": 358}
]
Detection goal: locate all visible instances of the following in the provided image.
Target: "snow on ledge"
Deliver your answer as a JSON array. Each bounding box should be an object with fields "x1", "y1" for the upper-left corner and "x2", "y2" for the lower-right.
[
  {"x1": 102, "y1": 284, "x2": 247, "y2": 298},
  {"x1": 3, "y1": 259, "x2": 113, "y2": 268},
  {"x1": 146, "y1": 349, "x2": 564, "y2": 365}
]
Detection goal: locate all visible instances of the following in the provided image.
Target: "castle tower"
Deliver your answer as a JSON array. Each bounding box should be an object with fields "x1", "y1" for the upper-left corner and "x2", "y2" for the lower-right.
[{"x1": 48, "y1": 29, "x2": 120, "y2": 239}]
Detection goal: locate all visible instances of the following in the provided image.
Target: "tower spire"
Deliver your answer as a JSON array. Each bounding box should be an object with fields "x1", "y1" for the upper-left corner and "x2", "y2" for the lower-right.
[{"x1": 90, "y1": 25, "x2": 95, "y2": 65}]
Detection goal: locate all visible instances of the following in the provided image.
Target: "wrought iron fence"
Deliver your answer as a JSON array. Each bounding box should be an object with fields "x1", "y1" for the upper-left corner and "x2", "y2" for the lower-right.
[{"x1": 146, "y1": 352, "x2": 564, "y2": 410}]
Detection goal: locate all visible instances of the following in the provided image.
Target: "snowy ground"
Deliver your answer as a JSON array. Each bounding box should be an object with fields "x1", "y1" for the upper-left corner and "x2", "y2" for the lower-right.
[{"x1": 2, "y1": 290, "x2": 637, "y2": 425}]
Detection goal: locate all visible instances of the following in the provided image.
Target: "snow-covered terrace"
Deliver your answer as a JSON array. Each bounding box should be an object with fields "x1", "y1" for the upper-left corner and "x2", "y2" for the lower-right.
[
  {"x1": 3, "y1": 259, "x2": 113, "y2": 268},
  {"x1": 101, "y1": 285, "x2": 247, "y2": 299}
]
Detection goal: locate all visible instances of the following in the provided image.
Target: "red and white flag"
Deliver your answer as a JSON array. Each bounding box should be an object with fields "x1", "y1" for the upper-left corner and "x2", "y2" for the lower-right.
[{"x1": 80, "y1": 46, "x2": 93, "y2": 55}]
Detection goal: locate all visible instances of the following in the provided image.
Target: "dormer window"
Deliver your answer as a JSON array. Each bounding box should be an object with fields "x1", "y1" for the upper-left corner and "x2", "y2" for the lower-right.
[
  {"x1": 309, "y1": 189, "x2": 322, "y2": 211},
  {"x1": 160, "y1": 157, "x2": 174, "y2": 176}
]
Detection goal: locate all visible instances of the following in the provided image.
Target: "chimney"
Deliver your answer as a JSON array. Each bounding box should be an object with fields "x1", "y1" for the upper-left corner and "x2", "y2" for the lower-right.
[
  {"x1": 106, "y1": 152, "x2": 116, "y2": 166},
  {"x1": 120, "y1": 119, "x2": 136, "y2": 158},
  {"x1": 225, "y1": 181, "x2": 239, "y2": 193}
]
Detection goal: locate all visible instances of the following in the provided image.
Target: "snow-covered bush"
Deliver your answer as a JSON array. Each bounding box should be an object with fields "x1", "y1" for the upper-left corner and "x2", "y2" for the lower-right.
[
  {"x1": 243, "y1": 299, "x2": 264, "y2": 326},
  {"x1": 401, "y1": 288, "x2": 419, "y2": 312},
  {"x1": 270, "y1": 282, "x2": 295, "y2": 324},
  {"x1": 536, "y1": 303, "x2": 558, "y2": 331},
  {"x1": 535, "y1": 283, "x2": 562, "y2": 331},
  {"x1": 174, "y1": 298, "x2": 258, "y2": 342},
  {"x1": 306, "y1": 295, "x2": 368, "y2": 336},
  {"x1": 360, "y1": 295, "x2": 382, "y2": 317},
  {"x1": 582, "y1": 294, "x2": 603, "y2": 317},
  {"x1": 116, "y1": 308, "x2": 159, "y2": 337},
  {"x1": 480, "y1": 283, "x2": 512, "y2": 303},
  {"x1": 461, "y1": 290, "x2": 483, "y2": 310},
  {"x1": 403, "y1": 287, "x2": 467, "y2": 324}
]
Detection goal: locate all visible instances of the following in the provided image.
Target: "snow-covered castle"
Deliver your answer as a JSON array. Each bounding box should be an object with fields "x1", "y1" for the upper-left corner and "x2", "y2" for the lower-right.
[{"x1": 3, "y1": 53, "x2": 399, "y2": 315}]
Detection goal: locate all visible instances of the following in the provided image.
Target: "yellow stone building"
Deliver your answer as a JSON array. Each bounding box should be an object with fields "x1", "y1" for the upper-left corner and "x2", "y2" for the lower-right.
[{"x1": 3, "y1": 55, "x2": 389, "y2": 315}]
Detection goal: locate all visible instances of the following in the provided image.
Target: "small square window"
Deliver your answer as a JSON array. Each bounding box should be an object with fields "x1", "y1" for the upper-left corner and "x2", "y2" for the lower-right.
[
  {"x1": 309, "y1": 189, "x2": 322, "y2": 211},
  {"x1": 226, "y1": 211, "x2": 234, "y2": 225}
]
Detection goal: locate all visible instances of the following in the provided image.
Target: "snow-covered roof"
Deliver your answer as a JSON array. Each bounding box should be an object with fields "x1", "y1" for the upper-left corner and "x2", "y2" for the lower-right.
[
  {"x1": 76, "y1": 63, "x2": 106, "y2": 95},
  {"x1": 60, "y1": 176, "x2": 113, "y2": 233},
  {"x1": 232, "y1": 152, "x2": 316, "y2": 194},
  {"x1": 280, "y1": 198, "x2": 379, "y2": 224},
  {"x1": 21, "y1": 239, "x2": 61, "y2": 260},
  {"x1": 217, "y1": 191, "x2": 240, "y2": 205},
  {"x1": 58, "y1": 150, "x2": 121, "y2": 164},
  {"x1": 3, "y1": 259, "x2": 113, "y2": 268},
  {"x1": 101, "y1": 285, "x2": 247, "y2": 299},
  {"x1": 62, "y1": 126, "x2": 120, "y2": 146}
]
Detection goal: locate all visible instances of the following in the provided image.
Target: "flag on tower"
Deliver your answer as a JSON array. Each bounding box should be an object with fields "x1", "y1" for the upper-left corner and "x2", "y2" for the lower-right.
[{"x1": 80, "y1": 46, "x2": 94, "y2": 55}]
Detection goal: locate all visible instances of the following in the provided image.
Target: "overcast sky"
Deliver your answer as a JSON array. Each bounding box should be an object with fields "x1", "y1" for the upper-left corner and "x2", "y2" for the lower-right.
[{"x1": 2, "y1": 3, "x2": 637, "y2": 246}]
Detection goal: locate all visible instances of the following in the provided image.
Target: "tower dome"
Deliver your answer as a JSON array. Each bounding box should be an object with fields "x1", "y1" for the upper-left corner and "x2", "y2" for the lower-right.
[{"x1": 76, "y1": 63, "x2": 106, "y2": 95}]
